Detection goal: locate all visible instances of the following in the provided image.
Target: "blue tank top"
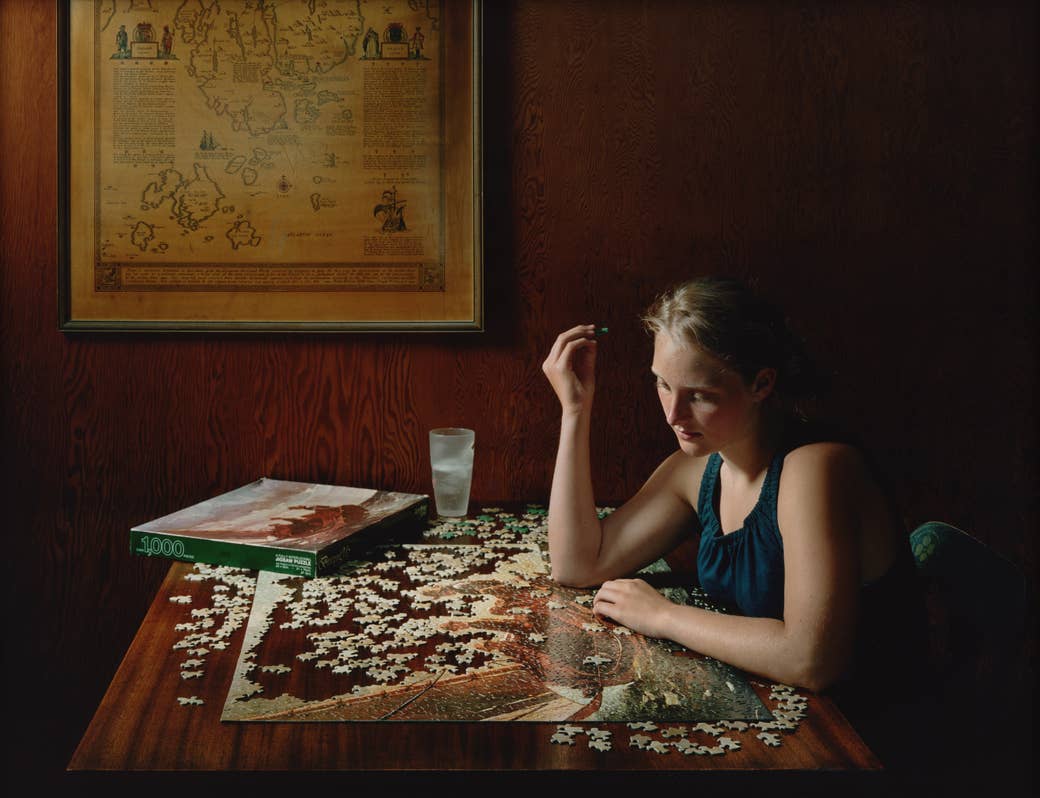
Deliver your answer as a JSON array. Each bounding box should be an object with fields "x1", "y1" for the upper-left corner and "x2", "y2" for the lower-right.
[
  {"x1": 696, "y1": 451, "x2": 787, "y2": 618},
  {"x1": 694, "y1": 445, "x2": 928, "y2": 684},
  {"x1": 694, "y1": 437, "x2": 930, "y2": 764}
]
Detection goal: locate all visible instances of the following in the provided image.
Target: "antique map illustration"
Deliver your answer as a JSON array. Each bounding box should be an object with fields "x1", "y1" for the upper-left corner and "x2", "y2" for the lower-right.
[
  {"x1": 221, "y1": 543, "x2": 772, "y2": 722},
  {"x1": 65, "y1": 1, "x2": 479, "y2": 327}
]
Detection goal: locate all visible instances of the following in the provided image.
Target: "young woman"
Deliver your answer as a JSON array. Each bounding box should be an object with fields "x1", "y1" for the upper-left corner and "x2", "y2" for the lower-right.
[{"x1": 542, "y1": 276, "x2": 927, "y2": 713}]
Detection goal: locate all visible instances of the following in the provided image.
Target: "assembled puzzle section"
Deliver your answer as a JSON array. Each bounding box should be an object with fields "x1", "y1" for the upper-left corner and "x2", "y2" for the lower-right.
[
  {"x1": 162, "y1": 561, "x2": 812, "y2": 759},
  {"x1": 221, "y1": 542, "x2": 772, "y2": 722}
]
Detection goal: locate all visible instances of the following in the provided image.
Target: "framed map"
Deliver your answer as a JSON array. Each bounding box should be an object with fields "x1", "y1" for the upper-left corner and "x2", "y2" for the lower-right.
[{"x1": 59, "y1": 0, "x2": 482, "y2": 331}]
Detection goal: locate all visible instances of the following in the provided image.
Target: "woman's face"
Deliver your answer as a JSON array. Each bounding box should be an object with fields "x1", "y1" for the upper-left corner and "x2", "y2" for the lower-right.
[{"x1": 651, "y1": 331, "x2": 766, "y2": 457}]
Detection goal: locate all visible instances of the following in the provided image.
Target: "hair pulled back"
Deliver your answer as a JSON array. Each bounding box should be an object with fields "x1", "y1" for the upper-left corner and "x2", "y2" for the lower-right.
[{"x1": 642, "y1": 276, "x2": 828, "y2": 412}]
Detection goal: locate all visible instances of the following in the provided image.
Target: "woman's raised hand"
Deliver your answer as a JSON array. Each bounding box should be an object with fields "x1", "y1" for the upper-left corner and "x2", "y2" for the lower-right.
[{"x1": 542, "y1": 324, "x2": 599, "y2": 415}]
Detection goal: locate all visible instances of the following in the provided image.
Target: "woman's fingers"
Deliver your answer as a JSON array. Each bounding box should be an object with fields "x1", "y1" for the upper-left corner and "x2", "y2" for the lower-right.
[
  {"x1": 592, "y1": 583, "x2": 622, "y2": 621},
  {"x1": 543, "y1": 325, "x2": 596, "y2": 375},
  {"x1": 593, "y1": 579, "x2": 620, "y2": 606},
  {"x1": 594, "y1": 579, "x2": 639, "y2": 606},
  {"x1": 545, "y1": 325, "x2": 590, "y2": 361},
  {"x1": 551, "y1": 338, "x2": 597, "y2": 398},
  {"x1": 592, "y1": 580, "x2": 665, "y2": 637},
  {"x1": 561, "y1": 334, "x2": 596, "y2": 367},
  {"x1": 543, "y1": 325, "x2": 600, "y2": 412}
]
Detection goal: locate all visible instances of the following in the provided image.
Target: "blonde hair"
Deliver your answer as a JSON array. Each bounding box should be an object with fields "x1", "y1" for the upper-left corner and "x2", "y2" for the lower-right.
[{"x1": 643, "y1": 276, "x2": 827, "y2": 407}]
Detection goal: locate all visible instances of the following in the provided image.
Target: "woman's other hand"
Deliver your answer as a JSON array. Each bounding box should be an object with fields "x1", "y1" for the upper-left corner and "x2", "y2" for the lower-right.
[{"x1": 592, "y1": 578, "x2": 675, "y2": 639}]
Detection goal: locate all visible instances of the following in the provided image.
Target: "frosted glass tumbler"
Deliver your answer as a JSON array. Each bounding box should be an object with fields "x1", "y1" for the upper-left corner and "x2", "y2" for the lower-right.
[{"x1": 429, "y1": 428, "x2": 475, "y2": 518}]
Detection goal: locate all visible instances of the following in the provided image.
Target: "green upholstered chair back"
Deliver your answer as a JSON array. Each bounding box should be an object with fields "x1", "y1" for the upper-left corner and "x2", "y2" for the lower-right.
[
  {"x1": 910, "y1": 521, "x2": 1029, "y2": 672},
  {"x1": 906, "y1": 526, "x2": 1033, "y2": 798}
]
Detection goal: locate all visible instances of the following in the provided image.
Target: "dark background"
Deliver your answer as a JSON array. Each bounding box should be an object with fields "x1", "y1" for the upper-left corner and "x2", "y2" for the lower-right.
[{"x1": 1, "y1": 0, "x2": 1035, "y2": 789}]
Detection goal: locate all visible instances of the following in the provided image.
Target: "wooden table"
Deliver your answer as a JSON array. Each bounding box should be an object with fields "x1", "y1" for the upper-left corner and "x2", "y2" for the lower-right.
[{"x1": 68, "y1": 508, "x2": 881, "y2": 786}]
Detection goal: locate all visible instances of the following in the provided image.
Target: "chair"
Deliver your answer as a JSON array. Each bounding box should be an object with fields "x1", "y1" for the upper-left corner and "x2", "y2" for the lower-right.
[
  {"x1": 908, "y1": 521, "x2": 1033, "y2": 793},
  {"x1": 910, "y1": 521, "x2": 1029, "y2": 673}
]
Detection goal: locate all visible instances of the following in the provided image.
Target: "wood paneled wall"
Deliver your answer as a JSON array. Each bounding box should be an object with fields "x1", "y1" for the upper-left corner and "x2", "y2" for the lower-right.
[{"x1": 2, "y1": 0, "x2": 1035, "y2": 780}]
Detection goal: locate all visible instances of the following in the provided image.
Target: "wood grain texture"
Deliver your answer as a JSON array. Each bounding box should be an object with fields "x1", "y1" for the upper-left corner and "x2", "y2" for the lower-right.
[
  {"x1": 1, "y1": 0, "x2": 1035, "y2": 787},
  {"x1": 68, "y1": 561, "x2": 879, "y2": 773}
]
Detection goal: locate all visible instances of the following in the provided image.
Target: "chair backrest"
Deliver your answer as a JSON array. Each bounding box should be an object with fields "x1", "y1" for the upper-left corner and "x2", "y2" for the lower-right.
[
  {"x1": 909, "y1": 522, "x2": 1034, "y2": 784},
  {"x1": 910, "y1": 521, "x2": 1029, "y2": 670},
  {"x1": 908, "y1": 525, "x2": 1033, "y2": 798}
]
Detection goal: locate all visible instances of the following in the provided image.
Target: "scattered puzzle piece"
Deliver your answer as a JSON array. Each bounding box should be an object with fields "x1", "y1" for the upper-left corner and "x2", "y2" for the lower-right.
[
  {"x1": 672, "y1": 739, "x2": 706, "y2": 755},
  {"x1": 719, "y1": 720, "x2": 749, "y2": 732},
  {"x1": 693, "y1": 722, "x2": 723, "y2": 736},
  {"x1": 757, "y1": 732, "x2": 782, "y2": 747},
  {"x1": 550, "y1": 731, "x2": 576, "y2": 745},
  {"x1": 259, "y1": 664, "x2": 292, "y2": 674}
]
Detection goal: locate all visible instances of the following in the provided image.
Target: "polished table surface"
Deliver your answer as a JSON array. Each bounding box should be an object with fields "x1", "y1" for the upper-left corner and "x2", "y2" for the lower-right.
[{"x1": 68, "y1": 506, "x2": 880, "y2": 775}]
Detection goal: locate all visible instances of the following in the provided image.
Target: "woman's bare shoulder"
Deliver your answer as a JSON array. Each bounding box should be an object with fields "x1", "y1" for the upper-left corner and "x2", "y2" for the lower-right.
[
  {"x1": 647, "y1": 449, "x2": 711, "y2": 511},
  {"x1": 778, "y1": 440, "x2": 899, "y2": 581},
  {"x1": 777, "y1": 442, "x2": 874, "y2": 524},
  {"x1": 781, "y1": 441, "x2": 867, "y2": 481}
]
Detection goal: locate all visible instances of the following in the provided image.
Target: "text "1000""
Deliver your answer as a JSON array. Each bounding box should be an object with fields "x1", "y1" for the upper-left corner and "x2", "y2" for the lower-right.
[{"x1": 138, "y1": 536, "x2": 186, "y2": 558}]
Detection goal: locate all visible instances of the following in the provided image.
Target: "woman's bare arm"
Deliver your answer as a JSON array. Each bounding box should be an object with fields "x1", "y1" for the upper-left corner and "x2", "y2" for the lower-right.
[
  {"x1": 550, "y1": 451, "x2": 703, "y2": 586},
  {"x1": 593, "y1": 443, "x2": 865, "y2": 691},
  {"x1": 542, "y1": 325, "x2": 701, "y2": 586}
]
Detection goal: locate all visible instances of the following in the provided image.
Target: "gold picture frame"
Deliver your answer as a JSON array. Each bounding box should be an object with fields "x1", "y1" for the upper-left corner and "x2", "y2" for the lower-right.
[{"x1": 59, "y1": 1, "x2": 482, "y2": 332}]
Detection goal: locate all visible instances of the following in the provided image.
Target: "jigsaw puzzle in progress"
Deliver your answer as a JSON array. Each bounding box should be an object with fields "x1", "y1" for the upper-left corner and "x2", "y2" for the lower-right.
[{"x1": 221, "y1": 543, "x2": 772, "y2": 722}]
